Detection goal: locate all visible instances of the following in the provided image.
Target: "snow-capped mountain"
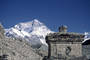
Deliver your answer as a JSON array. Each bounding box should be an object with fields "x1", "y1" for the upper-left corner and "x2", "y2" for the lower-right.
[
  {"x1": 83, "y1": 32, "x2": 90, "y2": 43},
  {"x1": 5, "y1": 19, "x2": 53, "y2": 47}
]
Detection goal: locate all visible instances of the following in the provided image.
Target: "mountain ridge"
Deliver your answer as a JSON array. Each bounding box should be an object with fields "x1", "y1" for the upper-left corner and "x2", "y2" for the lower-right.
[{"x1": 5, "y1": 19, "x2": 53, "y2": 47}]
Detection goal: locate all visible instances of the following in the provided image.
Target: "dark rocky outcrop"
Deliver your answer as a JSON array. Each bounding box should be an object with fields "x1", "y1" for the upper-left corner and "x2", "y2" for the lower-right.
[{"x1": 82, "y1": 39, "x2": 90, "y2": 45}]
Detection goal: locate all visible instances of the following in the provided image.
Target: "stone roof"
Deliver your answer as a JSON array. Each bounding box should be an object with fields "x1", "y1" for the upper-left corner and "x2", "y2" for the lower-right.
[{"x1": 46, "y1": 32, "x2": 85, "y2": 43}]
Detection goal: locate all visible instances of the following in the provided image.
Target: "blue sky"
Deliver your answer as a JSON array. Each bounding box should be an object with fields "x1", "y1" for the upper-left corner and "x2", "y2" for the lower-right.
[{"x1": 0, "y1": 0, "x2": 90, "y2": 33}]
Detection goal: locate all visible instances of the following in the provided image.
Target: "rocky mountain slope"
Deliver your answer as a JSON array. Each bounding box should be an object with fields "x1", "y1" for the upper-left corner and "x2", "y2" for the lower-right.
[{"x1": 0, "y1": 24, "x2": 42, "y2": 60}]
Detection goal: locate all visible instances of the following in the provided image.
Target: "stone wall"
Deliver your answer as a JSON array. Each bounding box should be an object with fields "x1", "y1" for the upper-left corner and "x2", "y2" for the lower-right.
[
  {"x1": 50, "y1": 43, "x2": 82, "y2": 58},
  {"x1": 82, "y1": 45, "x2": 90, "y2": 59}
]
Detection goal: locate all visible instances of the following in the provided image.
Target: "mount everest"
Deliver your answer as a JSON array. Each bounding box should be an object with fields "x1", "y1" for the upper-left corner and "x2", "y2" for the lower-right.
[{"x1": 5, "y1": 19, "x2": 53, "y2": 47}]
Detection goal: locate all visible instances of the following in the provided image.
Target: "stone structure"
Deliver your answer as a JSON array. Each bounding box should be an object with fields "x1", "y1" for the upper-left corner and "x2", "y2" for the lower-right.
[
  {"x1": 43, "y1": 25, "x2": 87, "y2": 60},
  {"x1": 58, "y1": 25, "x2": 67, "y2": 32}
]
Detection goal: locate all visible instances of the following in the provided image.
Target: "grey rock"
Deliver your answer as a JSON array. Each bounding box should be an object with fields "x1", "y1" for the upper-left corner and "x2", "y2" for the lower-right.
[{"x1": 0, "y1": 24, "x2": 42, "y2": 60}]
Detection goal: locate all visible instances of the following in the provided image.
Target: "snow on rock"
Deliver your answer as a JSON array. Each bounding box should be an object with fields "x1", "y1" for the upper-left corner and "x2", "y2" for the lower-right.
[
  {"x1": 5, "y1": 19, "x2": 53, "y2": 46},
  {"x1": 83, "y1": 32, "x2": 90, "y2": 43}
]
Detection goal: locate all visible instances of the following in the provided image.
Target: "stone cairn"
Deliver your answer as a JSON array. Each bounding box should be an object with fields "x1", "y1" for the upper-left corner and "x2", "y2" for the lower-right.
[{"x1": 43, "y1": 25, "x2": 87, "y2": 60}]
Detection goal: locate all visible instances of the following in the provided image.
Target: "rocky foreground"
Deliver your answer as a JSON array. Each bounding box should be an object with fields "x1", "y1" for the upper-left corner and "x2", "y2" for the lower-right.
[{"x1": 0, "y1": 24, "x2": 43, "y2": 60}]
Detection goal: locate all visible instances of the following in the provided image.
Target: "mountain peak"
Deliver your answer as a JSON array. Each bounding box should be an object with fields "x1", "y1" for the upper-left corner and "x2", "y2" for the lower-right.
[
  {"x1": 5, "y1": 19, "x2": 53, "y2": 46},
  {"x1": 33, "y1": 19, "x2": 40, "y2": 22},
  {"x1": 31, "y1": 19, "x2": 44, "y2": 27}
]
